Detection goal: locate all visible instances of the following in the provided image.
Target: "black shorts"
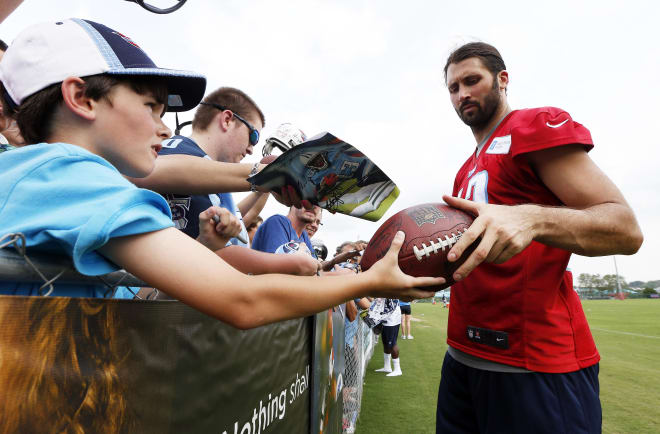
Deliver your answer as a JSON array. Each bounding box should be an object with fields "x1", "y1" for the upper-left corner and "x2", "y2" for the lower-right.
[
  {"x1": 400, "y1": 304, "x2": 411, "y2": 315},
  {"x1": 436, "y1": 352, "x2": 601, "y2": 433},
  {"x1": 381, "y1": 324, "x2": 399, "y2": 348}
]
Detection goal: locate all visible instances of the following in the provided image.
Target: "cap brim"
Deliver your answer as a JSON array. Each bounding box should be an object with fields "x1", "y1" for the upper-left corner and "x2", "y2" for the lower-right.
[{"x1": 106, "y1": 67, "x2": 206, "y2": 112}]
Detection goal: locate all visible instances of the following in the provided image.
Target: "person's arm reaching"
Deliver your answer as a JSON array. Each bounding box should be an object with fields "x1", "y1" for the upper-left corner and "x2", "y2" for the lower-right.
[
  {"x1": 98, "y1": 229, "x2": 443, "y2": 329},
  {"x1": 445, "y1": 144, "x2": 643, "y2": 281},
  {"x1": 237, "y1": 192, "x2": 269, "y2": 228},
  {"x1": 356, "y1": 297, "x2": 371, "y2": 310},
  {"x1": 215, "y1": 245, "x2": 319, "y2": 276},
  {"x1": 128, "y1": 154, "x2": 310, "y2": 209},
  {"x1": 346, "y1": 300, "x2": 358, "y2": 322},
  {"x1": 0, "y1": 0, "x2": 23, "y2": 24},
  {"x1": 129, "y1": 154, "x2": 263, "y2": 194}
]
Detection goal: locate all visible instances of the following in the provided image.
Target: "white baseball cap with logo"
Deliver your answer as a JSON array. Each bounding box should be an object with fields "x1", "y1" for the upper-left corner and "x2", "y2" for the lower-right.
[{"x1": 0, "y1": 18, "x2": 206, "y2": 112}]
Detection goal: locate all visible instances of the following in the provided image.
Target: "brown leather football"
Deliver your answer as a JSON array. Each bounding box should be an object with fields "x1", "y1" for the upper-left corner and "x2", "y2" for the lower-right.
[{"x1": 360, "y1": 203, "x2": 475, "y2": 288}]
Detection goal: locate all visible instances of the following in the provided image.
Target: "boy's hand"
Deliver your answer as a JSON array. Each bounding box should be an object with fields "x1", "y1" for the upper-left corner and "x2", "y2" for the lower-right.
[
  {"x1": 365, "y1": 231, "x2": 445, "y2": 300},
  {"x1": 197, "y1": 206, "x2": 242, "y2": 251}
]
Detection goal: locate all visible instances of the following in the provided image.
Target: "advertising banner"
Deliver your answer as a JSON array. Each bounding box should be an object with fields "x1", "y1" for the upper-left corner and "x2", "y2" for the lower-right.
[
  {"x1": 0, "y1": 296, "x2": 314, "y2": 434},
  {"x1": 310, "y1": 307, "x2": 346, "y2": 434}
]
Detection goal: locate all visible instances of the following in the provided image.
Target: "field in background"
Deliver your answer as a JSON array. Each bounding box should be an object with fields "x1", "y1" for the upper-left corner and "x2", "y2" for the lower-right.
[{"x1": 356, "y1": 299, "x2": 660, "y2": 434}]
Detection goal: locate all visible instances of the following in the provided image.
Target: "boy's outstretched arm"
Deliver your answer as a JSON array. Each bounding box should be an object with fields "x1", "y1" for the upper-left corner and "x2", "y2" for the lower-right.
[
  {"x1": 98, "y1": 229, "x2": 443, "y2": 329},
  {"x1": 129, "y1": 155, "x2": 262, "y2": 194}
]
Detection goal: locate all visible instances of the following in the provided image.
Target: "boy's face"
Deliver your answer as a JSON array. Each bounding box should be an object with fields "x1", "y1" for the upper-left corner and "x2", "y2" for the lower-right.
[{"x1": 92, "y1": 84, "x2": 171, "y2": 177}]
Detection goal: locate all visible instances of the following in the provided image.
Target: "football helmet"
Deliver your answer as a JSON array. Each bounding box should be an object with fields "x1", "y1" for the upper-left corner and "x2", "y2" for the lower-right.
[{"x1": 262, "y1": 123, "x2": 307, "y2": 156}]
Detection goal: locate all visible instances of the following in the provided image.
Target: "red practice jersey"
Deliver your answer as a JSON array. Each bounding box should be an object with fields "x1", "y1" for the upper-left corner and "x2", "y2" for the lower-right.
[{"x1": 448, "y1": 107, "x2": 600, "y2": 373}]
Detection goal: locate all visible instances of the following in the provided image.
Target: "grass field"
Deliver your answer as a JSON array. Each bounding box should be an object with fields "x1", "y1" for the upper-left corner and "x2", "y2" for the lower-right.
[{"x1": 355, "y1": 299, "x2": 660, "y2": 434}]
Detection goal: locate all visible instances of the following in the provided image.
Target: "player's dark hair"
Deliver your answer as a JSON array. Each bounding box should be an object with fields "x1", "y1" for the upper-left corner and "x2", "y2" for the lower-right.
[
  {"x1": 444, "y1": 42, "x2": 506, "y2": 83},
  {"x1": 0, "y1": 39, "x2": 8, "y2": 52},
  {"x1": 193, "y1": 87, "x2": 265, "y2": 132},
  {"x1": 1, "y1": 74, "x2": 168, "y2": 145}
]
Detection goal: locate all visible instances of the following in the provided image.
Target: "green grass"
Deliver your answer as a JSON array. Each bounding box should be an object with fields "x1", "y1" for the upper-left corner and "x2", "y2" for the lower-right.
[{"x1": 356, "y1": 299, "x2": 660, "y2": 434}]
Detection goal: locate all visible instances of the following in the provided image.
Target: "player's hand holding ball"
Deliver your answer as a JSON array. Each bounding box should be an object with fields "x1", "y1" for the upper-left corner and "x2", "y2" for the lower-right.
[
  {"x1": 443, "y1": 195, "x2": 535, "y2": 282},
  {"x1": 361, "y1": 203, "x2": 476, "y2": 289}
]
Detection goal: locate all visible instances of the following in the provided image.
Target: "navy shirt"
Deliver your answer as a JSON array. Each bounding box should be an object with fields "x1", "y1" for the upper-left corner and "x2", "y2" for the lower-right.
[
  {"x1": 251, "y1": 214, "x2": 315, "y2": 257},
  {"x1": 158, "y1": 136, "x2": 248, "y2": 246}
]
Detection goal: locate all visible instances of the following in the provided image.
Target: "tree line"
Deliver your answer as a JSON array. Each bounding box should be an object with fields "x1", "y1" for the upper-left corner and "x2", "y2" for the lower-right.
[{"x1": 577, "y1": 273, "x2": 658, "y2": 295}]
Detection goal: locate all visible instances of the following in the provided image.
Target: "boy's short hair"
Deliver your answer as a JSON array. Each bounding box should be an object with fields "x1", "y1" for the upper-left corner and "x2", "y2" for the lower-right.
[
  {"x1": 4, "y1": 75, "x2": 168, "y2": 145},
  {"x1": 193, "y1": 87, "x2": 265, "y2": 132},
  {"x1": 0, "y1": 18, "x2": 207, "y2": 143}
]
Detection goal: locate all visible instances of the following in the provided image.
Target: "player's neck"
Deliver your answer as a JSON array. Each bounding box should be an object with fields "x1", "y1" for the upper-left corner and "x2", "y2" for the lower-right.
[{"x1": 471, "y1": 102, "x2": 512, "y2": 145}]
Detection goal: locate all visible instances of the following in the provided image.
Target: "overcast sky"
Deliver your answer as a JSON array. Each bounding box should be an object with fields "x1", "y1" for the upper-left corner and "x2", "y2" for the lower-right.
[{"x1": 3, "y1": 0, "x2": 659, "y2": 282}]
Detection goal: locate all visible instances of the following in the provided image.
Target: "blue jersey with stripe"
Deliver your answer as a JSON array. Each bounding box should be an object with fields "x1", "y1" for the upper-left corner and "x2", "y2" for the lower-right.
[{"x1": 158, "y1": 136, "x2": 248, "y2": 247}]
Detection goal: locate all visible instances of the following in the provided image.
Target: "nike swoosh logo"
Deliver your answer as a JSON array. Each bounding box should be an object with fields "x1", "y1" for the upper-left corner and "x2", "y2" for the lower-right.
[
  {"x1": 546, "y1": 119, "x2": 569, "y2": 128},
  {"x1": 496, "y1": 338, "x2": 504, "y2": 342}
]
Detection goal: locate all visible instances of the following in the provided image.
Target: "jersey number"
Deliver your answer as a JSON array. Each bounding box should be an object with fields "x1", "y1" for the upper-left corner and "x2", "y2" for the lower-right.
[{"x1": 458, "y1": 170, "x2": 489, "y2": 203}]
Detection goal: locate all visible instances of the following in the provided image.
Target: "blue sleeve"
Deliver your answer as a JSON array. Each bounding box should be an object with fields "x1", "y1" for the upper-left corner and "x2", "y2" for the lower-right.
[
  {"x1": 0, "y1": 147, "x2": 174, "y2": 276},
  {"x1": 251, "y1": 215, "x2": 292, "y2": 253}
]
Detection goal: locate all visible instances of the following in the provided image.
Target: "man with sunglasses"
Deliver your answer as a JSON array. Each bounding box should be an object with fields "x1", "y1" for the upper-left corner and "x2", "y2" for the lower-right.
[
  {"x1": 131, "y1": 88, "x2": 320, "y2": 277},
  {"x1": 154, "y1": 86, "x2": 267, "y2": 246}
]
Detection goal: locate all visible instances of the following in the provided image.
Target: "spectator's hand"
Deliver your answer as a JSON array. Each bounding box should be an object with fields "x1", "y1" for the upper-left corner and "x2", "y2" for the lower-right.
[
  {"x1": 260, "y1": 155, "x2": 277, "y2": 165},
  {"x1": 366, "y1": 231, "x2": 445, "y2": 300},
  {"x1": 197, "y1": 206, "x2": 242, "y2": 251},
  {"x1": 443, "y1": 194, "x2": 536, "y2": 282},
  {"x1": 253, "y1": 155, "x2": 314, "y2": 210},
  {"x1": 321, "y1": 250, "x2": 360, "y2": 271},
  {"x1": 295, "y1": 241, "x2": 313, "y2": 256}
]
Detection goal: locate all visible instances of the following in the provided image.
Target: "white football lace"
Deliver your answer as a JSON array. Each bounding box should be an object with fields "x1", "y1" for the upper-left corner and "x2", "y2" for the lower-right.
[{"x1": 412, "y1": 229, "x2": 466, "y2": 261}]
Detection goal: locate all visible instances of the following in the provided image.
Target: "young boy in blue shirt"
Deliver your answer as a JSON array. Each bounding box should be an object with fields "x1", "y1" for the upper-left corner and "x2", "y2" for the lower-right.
[{"x1": 0, "y1": 18, "x2": 443, "y2": 328}]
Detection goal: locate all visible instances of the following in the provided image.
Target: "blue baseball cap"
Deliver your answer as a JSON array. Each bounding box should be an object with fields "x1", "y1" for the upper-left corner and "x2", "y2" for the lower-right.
[{"x1": 0, "y1": 18, "x2": 206, "y2": 112}]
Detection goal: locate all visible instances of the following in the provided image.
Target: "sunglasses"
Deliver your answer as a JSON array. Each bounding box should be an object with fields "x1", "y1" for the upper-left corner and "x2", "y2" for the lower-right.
[{"x1": 199, "y1": 101, "x2": 260, "y2": 146}]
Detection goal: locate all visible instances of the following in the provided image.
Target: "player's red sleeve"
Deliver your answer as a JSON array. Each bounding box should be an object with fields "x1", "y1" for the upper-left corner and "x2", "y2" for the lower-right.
[{"x1": 510, "y1": 107, "x2": 593, "y2": 157}]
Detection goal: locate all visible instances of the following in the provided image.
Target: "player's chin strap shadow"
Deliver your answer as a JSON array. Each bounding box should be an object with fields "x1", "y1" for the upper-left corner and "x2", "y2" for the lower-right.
[
  {"x1": 174, "y1": 113, "x2": 192, "y2": 136},
  {"x1": 123, "y1": 0, "x2": 187, "y2": 14}
]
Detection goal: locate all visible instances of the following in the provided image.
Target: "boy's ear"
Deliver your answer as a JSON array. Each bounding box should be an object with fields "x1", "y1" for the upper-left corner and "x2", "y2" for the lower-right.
[{"x1": 60, "y1": 77, "x2": 97, "y2": 121}]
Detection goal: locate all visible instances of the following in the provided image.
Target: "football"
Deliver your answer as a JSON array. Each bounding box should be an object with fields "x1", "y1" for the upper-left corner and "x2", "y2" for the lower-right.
[{"x1": 360, "y1": 203, "x2": 475, "y2": 288}]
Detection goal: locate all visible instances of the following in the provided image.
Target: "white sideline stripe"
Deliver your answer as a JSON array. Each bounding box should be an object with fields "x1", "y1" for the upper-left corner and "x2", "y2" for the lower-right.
[{"x1": 591, "y1": 327, "x2": 660, "y2": 340}]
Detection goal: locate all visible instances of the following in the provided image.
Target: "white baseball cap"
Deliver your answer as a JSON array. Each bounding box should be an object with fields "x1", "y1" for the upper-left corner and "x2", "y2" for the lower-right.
[{"x1": 0, "y1": 18, "x2": 206, "y2": 112}]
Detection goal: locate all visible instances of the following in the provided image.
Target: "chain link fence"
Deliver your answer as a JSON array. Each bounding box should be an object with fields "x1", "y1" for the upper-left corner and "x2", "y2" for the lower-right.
[
  {"x1": 342, "y1": 316, "x2": 376, "y2": 434},
  {"x1": 0, "y1": 232, "x2": 157, "y2": 299}
]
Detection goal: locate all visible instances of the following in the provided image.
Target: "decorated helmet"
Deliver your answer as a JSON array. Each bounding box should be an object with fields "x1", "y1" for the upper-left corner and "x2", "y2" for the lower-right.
[
  {"x1": 262, "y1": 123, "x2": 307, "y2": 156},
  {"x1": 311, "y1": 238, "x2": 328, "y2": 261}
]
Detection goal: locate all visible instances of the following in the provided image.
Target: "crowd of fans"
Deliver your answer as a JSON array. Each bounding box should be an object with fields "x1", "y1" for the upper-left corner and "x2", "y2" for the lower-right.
[
  {"x1": 0, "y1": 16, "x2": 444, "y2": 328},
  {"x1": 0, "y1": 18, "x2": 433, "y2": 433}
]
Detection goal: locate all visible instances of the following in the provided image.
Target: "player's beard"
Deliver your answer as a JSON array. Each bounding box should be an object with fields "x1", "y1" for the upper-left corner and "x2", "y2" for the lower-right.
[{"x1": 457, "y1": 78, "x2": 501, "y2": 129}]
